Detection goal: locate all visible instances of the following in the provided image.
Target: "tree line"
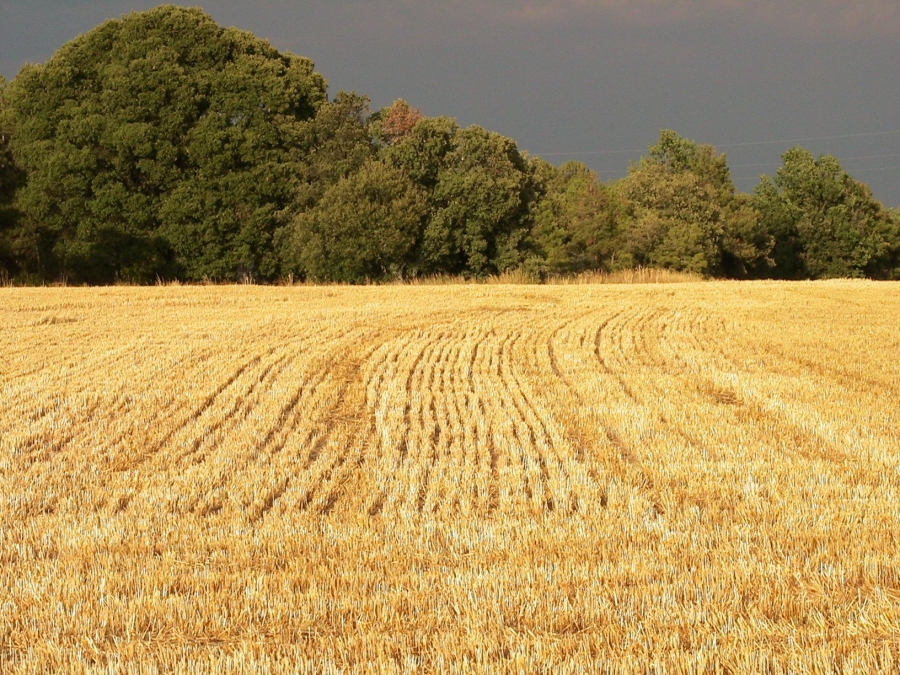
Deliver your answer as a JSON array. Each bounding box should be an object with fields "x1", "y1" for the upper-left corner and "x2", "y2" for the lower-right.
[{"x1": 1, "y1": 6, "x2": 898, "y2": 285}]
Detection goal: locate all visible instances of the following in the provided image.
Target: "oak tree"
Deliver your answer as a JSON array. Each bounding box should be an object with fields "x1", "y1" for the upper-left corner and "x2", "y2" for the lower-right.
[
  {"x1": 4, "y1": 5, "x2": 327, "y2": 283},
  {"x1": 754, "y1": 148, "x2": 900, "y2": 279}
]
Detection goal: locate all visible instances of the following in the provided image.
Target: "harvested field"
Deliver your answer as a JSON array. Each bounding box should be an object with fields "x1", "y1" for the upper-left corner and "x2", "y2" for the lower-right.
[{"x1": 1, "y1": 280, "x2": 899, "y2": 673}]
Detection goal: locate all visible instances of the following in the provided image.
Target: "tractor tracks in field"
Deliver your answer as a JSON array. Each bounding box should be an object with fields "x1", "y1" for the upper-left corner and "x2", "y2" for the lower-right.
[
  {"x1": 344, "y1": 307, "x2": 591, "y2": 518},
  {"x1": 110, "y1": 321, "x2": 388, "y2": 520},
  {"x1": 224, "y1": 325, "x2": 396, "y2": 522},
  {"x1": 8, "y1": 285, "x2": 896, "y2": 532},
  {"x1": 543, "y1": 304, "x2": 712, "y2": 518},
  {"x1": 129, "y1": 346, "x2": 281, "y2": 472}
]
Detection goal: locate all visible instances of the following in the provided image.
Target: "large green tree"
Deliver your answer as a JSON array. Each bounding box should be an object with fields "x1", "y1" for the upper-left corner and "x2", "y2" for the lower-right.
[
  {"x1": 4, "y1": 5, "x2": 327, "y2": 283},
  {"x1": 291, "y1": 91, "x2": 375, "y2": 212},
  {"x1": 287, "y1": 159, "x2": 428, "y2": 282},
  {"x1": 380, "y1": 116, "x2": 459, "y2": 192},
  {"x1": 529, "y1": 159, "x2": 620, "y2": 275},
  {"x1": 613, "y1": 130, "x2": 772, "y2": 277},
  {"x1": 0, "y1": 76, "x2": 24, "y2": 278},
  {"x1": 754, "y1": 147, "x2": 900, "y2": 279},
  {"x1": 382, "y1": 118, "x2": 536, "y2": 277}
]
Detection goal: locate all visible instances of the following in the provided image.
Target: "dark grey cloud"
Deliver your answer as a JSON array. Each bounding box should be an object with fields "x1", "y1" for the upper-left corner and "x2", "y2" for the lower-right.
[
  {"x1": 500, "y1": 0, "x2": 900, "y2": 38},
  {"x1": 2, "y1": 0, "x2": 898, "y2": 205}
]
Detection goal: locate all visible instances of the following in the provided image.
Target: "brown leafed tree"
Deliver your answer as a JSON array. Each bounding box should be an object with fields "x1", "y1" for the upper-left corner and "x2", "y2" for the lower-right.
[{"x1": 381, "y1": 99, "x2": 424, "y2": 144}]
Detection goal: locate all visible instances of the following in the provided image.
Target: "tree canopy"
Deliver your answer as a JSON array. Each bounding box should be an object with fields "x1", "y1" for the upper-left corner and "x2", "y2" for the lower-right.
[
  {"x1": 530, "y1": 159, "x2": 620, "y2": 276},
  {"x1": 0, "y1": 76, "x2": 24, "y2": 278},
  {"x1": 612, "y1": 130, "x2": 772, "y2": 277},
  {"x1": 753, "y1": 147, "x2": 900, "y2": 279},
  {"x1": 3, "y1": 5, "x2": 326, "y2": 283},
  {"x1": 286, "y1": 159, "x2": 427, "y2": 282},
  {"x1": 1, "y1": 8, "x2": 897, "y2": 284}
]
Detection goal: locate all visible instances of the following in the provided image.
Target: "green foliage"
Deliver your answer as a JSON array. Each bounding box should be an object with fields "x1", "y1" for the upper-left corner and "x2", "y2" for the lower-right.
[
  {"x1": 0, "y1": 76, "x2": 25, "y2": 277},
  {"x1": 287, "y1": 160, "x2": 428, "y2": 282},
  {"x1": 719, "y1": 192, "x2": 775, "y2": 278},
  {"x1": 382, "y1": 120, "x2": 535, "y2": 277},
  {"x1": 754, "y1": 147, "x2": 900, "y2": 279},
  {"x1": 616, "y1": 163, "x2": 721, "y2": 274},
  {"x1": 4, "y1": 5, "x2": 326, "y2": 283},
  {"x1": 292, "y1": 91, "x2": 375, "y2": 211},
  {"x1": 285, "y1": 118, "x2": 536, "y2": 281},
  {"x1": 381, "y1": 117, "x2": 459, "y2": 191},
  {"x1": 753, "y1": 175, "x2": 805, "y2": 279},
  {"x1": 889, "y1": 209, "x2": 900, "y2": 277},
  {"x1": 426, "y1": 125, "x2": 535, "y2": 276},
  {"x1": 530, "y1": 159, "x2": 620, "y2": 275},
  {"x1": 3, "y1": 8, "x2": 897, "y2": 284},
  {"x1": 614, "y1": 130, "x2": 772, "y2": 277}
]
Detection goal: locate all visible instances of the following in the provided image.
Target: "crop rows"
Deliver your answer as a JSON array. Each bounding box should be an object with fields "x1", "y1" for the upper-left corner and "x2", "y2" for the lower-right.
[{"x1": 1, "y1": 282, "x2": 899, "y2": 673}]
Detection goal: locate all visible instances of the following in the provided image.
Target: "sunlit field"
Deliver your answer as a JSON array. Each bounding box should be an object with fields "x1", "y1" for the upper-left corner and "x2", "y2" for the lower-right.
[{"x1": 2, "y1": 281, "x2": 899, "y2": 674}]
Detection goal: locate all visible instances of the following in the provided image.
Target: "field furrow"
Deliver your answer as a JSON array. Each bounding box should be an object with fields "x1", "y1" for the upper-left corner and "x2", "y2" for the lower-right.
[{"x1": 2, "y1": 282, "x2": 900, "y2": 674}]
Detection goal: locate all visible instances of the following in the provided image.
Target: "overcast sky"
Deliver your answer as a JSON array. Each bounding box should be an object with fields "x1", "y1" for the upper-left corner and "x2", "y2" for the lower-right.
[{"x1": 2, "y1": 0, "x2": 899, "y2": 205}]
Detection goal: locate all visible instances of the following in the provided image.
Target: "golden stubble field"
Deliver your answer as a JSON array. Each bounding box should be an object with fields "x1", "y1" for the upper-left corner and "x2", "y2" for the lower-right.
[{"x1": 1, "y1": 280, "x2": 899, "y2": 674}]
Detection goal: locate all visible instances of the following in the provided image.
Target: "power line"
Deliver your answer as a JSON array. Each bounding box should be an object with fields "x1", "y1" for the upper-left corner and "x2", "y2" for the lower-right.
[
  {"x1": 835, "y1": 164, "x2": 900, "y2": 174},
  {"x1": 716, "y1": 130, "x2": 900, "y2": 149},
  {"x1": 535, "y1": 129, "x2": 900, "y2": 158},
  {"x1": 727, "y1": 152, "x2": 900, "y2": 170},
  {"x1": 594, "y1": 153, "x2": 900, "y2": 174},
  {"x1": 537, "y1": 148, "x2": 644, "y2": 157},
  {"x1": 731, "y1": 164, "x2": 900, "y2": 182}
]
